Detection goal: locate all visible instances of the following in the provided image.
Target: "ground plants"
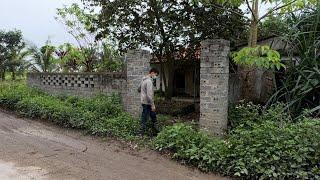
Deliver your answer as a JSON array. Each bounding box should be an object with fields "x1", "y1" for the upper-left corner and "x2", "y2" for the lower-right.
[
  {"x1": 1, "y1": 82, "x2": 319, "y2": 179},
  {"x1": 154, "y1": 118, "x2": 320, "y2": 179},
  {"x1": 0, "y1": 82, "x2": 139, "y2": 140},
  {"x1": 228, "y1": 102, "x2": 289, "y2": 130}
]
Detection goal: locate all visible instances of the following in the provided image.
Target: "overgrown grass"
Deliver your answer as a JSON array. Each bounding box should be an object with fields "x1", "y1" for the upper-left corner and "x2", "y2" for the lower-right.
[
  {"x1": 1, "y1": 82, "x2": 319, "y2": 179},
  {"x1": 0, "y1": 82, "x2": 140, "y2": 140},
  {"x1": 154, "y1": 121, "x2": 320, "y2": 179},
  {"x1": 154, "y1": 104, "x2": 320, "y2": 179}
]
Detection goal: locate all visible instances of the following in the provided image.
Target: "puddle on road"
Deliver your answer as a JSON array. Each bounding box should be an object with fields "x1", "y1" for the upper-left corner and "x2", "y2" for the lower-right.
[{"x1": 0, "y1": 160, "x2": 48, "y2": 180}]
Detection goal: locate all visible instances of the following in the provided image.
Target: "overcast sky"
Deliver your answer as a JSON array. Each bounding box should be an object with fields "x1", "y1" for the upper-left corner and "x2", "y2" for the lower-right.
[
  {"x1": 0, "y1": 0, "x2": 270, "y2": 48},
  {"x1": 0, "y1": 0, "x2": 82, "y2": 47}
]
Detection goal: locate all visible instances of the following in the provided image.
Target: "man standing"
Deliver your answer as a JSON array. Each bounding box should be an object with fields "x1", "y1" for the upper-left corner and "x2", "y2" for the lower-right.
[{"x1": 139, "y1": 68, "x2": 159, "y2": 136}]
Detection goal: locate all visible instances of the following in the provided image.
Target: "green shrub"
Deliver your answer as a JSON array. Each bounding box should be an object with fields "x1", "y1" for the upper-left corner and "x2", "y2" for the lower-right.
[
  {"x1": 0, "y1": 84, "x2": 43, "y2": 110},
  {"x1": 16, "y1": 96, "x2": 79, "y2": 126},
  {"x1": 90, "y1": 113, "x2": 139, "y2": 139},
  {"x1": 154, "y1": 124, "x2": 227, "y2": 171},
  {"x1": 228, "y1": 102, "x2": 261, "y2": 129},
  {"x1": 0, "y1": 82, "x2": 138, "y2": 140},
  {"x1": 227, "y1": 120, "x2": 320, "y2": 179},
  {"x1": 154, "y1": 120, "x2": 320, "y2": 179},
  {"x1": 229, "y1": 102, "x2": 290, "y2": 130},
  {"x1": 74, "y1": 94, "x2": 123, "y2": 118}
]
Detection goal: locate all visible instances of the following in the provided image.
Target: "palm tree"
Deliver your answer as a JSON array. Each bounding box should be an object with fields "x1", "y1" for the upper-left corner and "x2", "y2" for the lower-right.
[
  {"x1": 6, "y1": 49, "x2": 31, "y2": 80},
  {"x1": 29, "y1": 44, "x2": 57, "y2": 73}
]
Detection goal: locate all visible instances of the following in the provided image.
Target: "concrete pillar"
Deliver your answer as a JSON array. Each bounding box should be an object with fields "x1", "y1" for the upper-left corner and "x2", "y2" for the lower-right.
[
  {"x1": 125, "y1": 49, "x2": 151, "y2": 117},
  {"x1": 200, "y1": 39, "x2": 230, "y2": 136}
]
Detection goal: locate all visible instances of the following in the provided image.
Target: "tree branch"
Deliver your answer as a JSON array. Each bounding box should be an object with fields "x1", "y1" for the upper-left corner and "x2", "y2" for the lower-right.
[
  {"x1": 259, "y1": 0, "x2": 298, "y2": 22},
  {"x1": 209, "y1": 2, "x2": 250, "y2": 20},
  {"x1": 245, "y1": 0, "x2": 256, "y2": 21}
]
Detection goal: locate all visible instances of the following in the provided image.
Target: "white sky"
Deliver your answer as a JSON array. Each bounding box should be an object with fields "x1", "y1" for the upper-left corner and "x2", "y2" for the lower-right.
[
  {"x1": 0, "y1": 0, "x2": 82, "y2": 46},
  {"x1": 0, "y1": 0, "x2": 271, "y2": 47}
]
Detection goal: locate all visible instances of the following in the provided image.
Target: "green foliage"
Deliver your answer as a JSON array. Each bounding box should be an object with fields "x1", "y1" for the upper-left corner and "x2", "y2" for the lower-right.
[
  {"x1": 154, "y1": 123, "x2": 227, "y2": 171},
  {"x1": 56, "y1": 43, "x2": 84, "y2": 72},
  {"x1": 229, "y1": 102, "x2": 290, "y2": 130},
  {"x1": 233, "y1": 45, "x2": 285, "y2": 70},
  {"x1": 82, "y1": 0, "x2": 246, "y2": 54},
  {"x1": 0, "y1": 30, "x2": 28, "y2": 80},
  {"x1": 154, "y1": 119, "x2": 320, "y2": 179},
  {"x1": 17, "y1": 96, "x2": 79, "y2": 126},
  {"x1": 29, "y1": 40, "x2": 58, "y2": 73},
  {"x1": 228, "y1": 120, "x2": 320, "y2": 179},
  {"x1": 55, "y1": 3, "x2": 97, "y2": 47},
  {"x1": 0, "y1": 83, "x2": 139, "y2": 140},
  {"x1": 228, "y1": 102, "x2": 261, "y2": 129},
  {"x1": 72, "y1": 94, "x2": 123, "y2": 119},
  {"x1": 0, "y1": 83, "x2": 43, "y2": 110},
  {"x1": 96, "y1": 44, "x2": 124, "y2": 72},
  {"x1": 269, "y1": 5, "x2": 320, "y2": 118}
]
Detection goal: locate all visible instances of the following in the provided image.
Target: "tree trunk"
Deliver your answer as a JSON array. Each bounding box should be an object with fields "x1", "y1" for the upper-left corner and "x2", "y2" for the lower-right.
[
  {"x1": 164, "y1": 59, "x2": 174, "y2": 100},
  {"x1": 160, "y1": 62, "x2": 165, "y2": 93},
  {"x1": 0, "y1": 70, "x2": 5, "y2": 81},
  {"x1": 240, "y1": 0, "x2": 261, "y2": 102},
  {"x1": 11, "y1": 70, "x2": 16, "y2": 80}
]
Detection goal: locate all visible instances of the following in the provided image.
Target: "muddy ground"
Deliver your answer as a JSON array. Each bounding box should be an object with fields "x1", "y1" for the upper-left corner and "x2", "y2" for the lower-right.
[{"x1": 0, "y1": 110, "x2": 227, "y2": 180}]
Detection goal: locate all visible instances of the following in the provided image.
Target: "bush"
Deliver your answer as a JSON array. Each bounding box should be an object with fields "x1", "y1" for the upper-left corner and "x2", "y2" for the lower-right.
[
  {"x1": 154, "y1": 124, "x2": 227, "y2": 171},
  {"x1": 0, "y1": 83, "x2": 139, "y2": 140},
  {"x1": 228, "y1": 120, "x2": 320, "y2": 179},
  {"x1": 229, "y1": 102, "x2": 290, "y2": 130},
  {"x1": 0, "y1": 83, "x2": 43, "y2": 110},
  {"x1": 154, "y1": 120, "x2": 320, "y2": 179},
  {"x1": 90, "y1": 113, "x2": 139, "y2": 139},
  {"x1": 16, "y1": 96, "x2": 88, "y2": 127},
  {"x1": 74, "y1": 94, "x2": 123, "y2": 118}
]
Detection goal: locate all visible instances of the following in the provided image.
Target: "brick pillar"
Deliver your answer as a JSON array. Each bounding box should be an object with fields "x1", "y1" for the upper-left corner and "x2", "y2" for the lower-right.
[
  {"x1": 125, "y1": 50, "x2": 151, "y2": 117},
  {"x1": 200, "y1": 39, "x2": 230, "y2": 136}
]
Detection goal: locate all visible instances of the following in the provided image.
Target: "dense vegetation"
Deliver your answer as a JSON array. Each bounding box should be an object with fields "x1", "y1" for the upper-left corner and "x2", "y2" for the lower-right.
[
  {"x1": 155, "y1": 104, "x2": 320, "y2": 179},
  {"x1": 1, "y1": 1, "x2": 319, "y2": 180},
  {"x1": 268, "y1": 5, "x2": 320, "y2": 118},
  {"x1": 0, "y1": 83, "x2": 138, "y2": 140},
  {"x1": 0, "y1": 82, "x2": 319, "y2": 179}
]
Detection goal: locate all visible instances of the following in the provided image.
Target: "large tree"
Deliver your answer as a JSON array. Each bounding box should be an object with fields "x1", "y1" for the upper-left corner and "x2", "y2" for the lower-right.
[
  {"x1": 56, "y1": 4, "x2": 99, "y2": 72},
  {"x1": 82, "y1": 0, "x2": 246, "y2": 99},
  {"x1": 29, "y1": 40, "x2": 57, "y2": 73},
  {"x1": 199, "y1": 0, "x2": 318, "y2": 102},
  {"x1": 0, "y1": 30, "x2": 25, "y2": 80}
]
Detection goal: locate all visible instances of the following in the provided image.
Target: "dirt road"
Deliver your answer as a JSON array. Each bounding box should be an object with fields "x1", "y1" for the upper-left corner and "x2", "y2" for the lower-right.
[{"x1": 0, "y1": 110, "x2": 227, "y2": 180}]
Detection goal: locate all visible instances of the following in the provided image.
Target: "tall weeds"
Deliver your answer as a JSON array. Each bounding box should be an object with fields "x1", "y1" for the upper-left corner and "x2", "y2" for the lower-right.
[{"x1": 269, "y1": 5, "x2": 320, "y2": 118}]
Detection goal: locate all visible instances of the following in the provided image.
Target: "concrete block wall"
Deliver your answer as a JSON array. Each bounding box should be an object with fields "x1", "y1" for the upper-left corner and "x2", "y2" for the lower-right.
[
  {"x1": 200, "y1": 39, "x2": 230, "y2": 136},
  {"x1": 28, "y1": 44, "x2": 232, "y2": 137},
  {"x1": 27, "y1": 72, "x2": 126, "y2": 98}
]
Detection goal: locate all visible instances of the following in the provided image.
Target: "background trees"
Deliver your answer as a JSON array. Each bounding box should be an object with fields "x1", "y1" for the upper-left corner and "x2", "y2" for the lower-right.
[
  {"x1": 198, "y1": 0, "x2": 318, "y2": 102},
  {"x1": 82, "y1": 0, "x2": 246, "y2": 99},
  {"x1": 55, "y1": 3, "x2": 123, "y2": 73},
  {"x1": 28, "y1": 40, "x2": 57, "y2": 73},
  {"x1": 0, "y1": 30, "x2": 29, "y2": 80}
]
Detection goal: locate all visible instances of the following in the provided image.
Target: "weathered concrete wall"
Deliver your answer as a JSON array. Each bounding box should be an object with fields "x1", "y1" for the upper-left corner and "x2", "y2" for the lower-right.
[
  {"x1": 200, "y1": 39, "x2": 230, "y2": 136},
  {"x1": 27, "y1": 72, "x2": 126, "y2": 97},
  {"x1": 229, "y1": 73, "x2": 241, "y2": 104},
  {"x1": 27, "y1": 50, "x2": 151, "y2": 118},
  {"x1": 125, "y1": 50, "x2": 151, "y2": 117}
]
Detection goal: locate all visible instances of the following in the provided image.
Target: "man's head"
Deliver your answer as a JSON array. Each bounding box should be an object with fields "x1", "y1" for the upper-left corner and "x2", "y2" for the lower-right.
[{"x1": 149, "y1": 68, "x2": 159, "y2": 78}]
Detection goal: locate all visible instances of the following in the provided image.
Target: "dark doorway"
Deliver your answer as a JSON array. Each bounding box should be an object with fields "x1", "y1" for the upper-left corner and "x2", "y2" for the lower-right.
[{"x1": 174, "y1": 69, "x2": 185, "y2": 96}]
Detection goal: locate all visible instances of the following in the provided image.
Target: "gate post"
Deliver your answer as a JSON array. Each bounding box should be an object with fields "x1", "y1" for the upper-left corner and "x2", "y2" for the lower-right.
[
  {"x1": 200, "y1": 39, "x2": 230, "y2": 136},
  {"x1": 125, "y1": 50, "x2": 151, "y2": 117}
]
